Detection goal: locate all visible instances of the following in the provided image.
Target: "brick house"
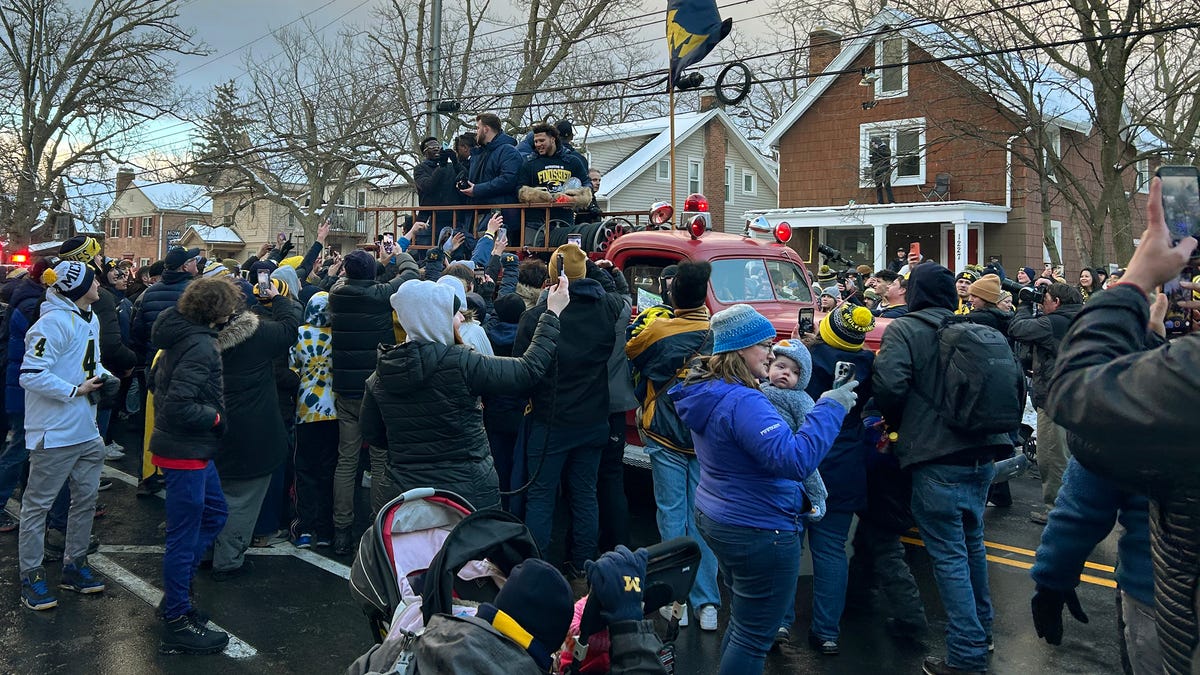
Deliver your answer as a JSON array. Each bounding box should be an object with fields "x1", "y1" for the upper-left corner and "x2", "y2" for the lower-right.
[
  {"x1": 749, "y1": 8, "x2": 1154, "y2": 275},
  {"x1": 105, "y1": 168, "x2": 212, "y2": 267}
]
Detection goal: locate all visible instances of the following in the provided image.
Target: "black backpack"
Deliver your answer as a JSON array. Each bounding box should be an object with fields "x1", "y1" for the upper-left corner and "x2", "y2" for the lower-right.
[{"x1": 910, "y1": 313, "x2": 1025, "y2": 435}]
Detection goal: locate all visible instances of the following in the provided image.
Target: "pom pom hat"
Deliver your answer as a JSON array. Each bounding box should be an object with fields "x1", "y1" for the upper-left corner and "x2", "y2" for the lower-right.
[
  {"x1": 43, "y1": 260, "x2": 95, "y2": 302},
  {"x1": 819, "y1": 303, "x2": 875, "y2": 352}
]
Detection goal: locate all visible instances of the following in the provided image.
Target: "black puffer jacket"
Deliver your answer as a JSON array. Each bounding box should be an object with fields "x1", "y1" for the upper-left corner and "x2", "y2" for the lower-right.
[
  {"x1": 360, "y1": 311, "x2": 561, "y2": 511},
  {"x1": 147, "y1": 308, "x2": 225, "y2": 460},
  {"x1": 1008, "y1": 301, "x2": 1082, "y2": 408},
  {"x1": 872, "y1": 263, "x2": 1011, "y2": 468},
  {"x1": 329, "y1": 256, "x2": 419, "y2": 398},
  {"x1": 214, "y1": 297, "x2": 302, "y2": 480},
  {"x1": 94, "y1": 285, "x2": 137, "y2": 375},
  {"x1": 131, "y1": 269, "x2": 193, "y2": 363},
  {"x1": 1046, "y1": 284, "x2": 1199, "y2": 675}
]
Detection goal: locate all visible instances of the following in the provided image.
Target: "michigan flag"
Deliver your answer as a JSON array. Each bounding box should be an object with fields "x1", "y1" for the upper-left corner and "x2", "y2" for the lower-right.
[{"x1": 666, "y1": 0, "x2": 732, "y2": 87}]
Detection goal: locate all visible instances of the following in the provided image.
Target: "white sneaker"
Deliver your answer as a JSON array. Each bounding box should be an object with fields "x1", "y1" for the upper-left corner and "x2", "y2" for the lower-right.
[
  {"x1": 698, "y1": 604, "x2": 718, "y2": 631},
  {"x1": 361, "y1": 471, "x2": 373, "y2": 489},
  {"x1": 659, "y1": 602, "x2": 688, "y2": 627},
  {"x1": 104, "y1": 443, "x2": 125, "y2": 460}
]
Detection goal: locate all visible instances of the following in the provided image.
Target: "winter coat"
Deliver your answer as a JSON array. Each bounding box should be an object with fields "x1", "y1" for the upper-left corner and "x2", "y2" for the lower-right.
[
  {"x1": 94, "y1": 285, "x2": 137, "y2": 375},
  {"x1": 20, "y1": 291, "x2": 110, "y2": 450},
  {"x1": 805, "y1": 341, "x2": 874, "y2": 513},
  {"x1": 965, "y1": 306, "x2": 1012, "y2": 336},
  {"x1": 670, "y1": 373, "x2": 847, "y2": 532},
  {"x1": 1031, "y1": 458, "x2": 1152, "y2": 606},
  {"x1": 513, "y1": 278, "x2": 623, "y2": 428},
  {"x1": 291, "y1": 292, "x2": 336, "y2": 425},
  {"x1": 360, "y1": 311, "x2": 561, "y2": 511},
  {"x1": 1045, "y1": 284, "x2": 1199, "y2": 674},
  {"x1": 147, "y1": 307, "x2": 224, "y2": 461},
  {"x1": 760, "y1": 383, "x2": 828, "y2": 521},
  {"x1": 131, "y1": 269, "x2": 192, "y2": 363},
  {"x1": 214, "y1": 297, "x2": 302, "y2": 480},
  {"x1": 516, "y1": 146, "x2": 590, "y2": 227},
  {"x1": 329, "y1": 257, "x2": 417, "y2": 398},
  {"x1": 467, "y1": 132, "x2": 523, "y2": 207},
  {"x1": 1008, "y1": 302, "x2": 1082, "y2": 409},
  {"x1": 872, "y1": 264, "x2": 1011, "y2": 468},
  {"x1": 4, "y1": 278, "x2": 43, "y2": 415},
  {"x1": 626, "y1": 306, "x2": 710, "y2": 454}
]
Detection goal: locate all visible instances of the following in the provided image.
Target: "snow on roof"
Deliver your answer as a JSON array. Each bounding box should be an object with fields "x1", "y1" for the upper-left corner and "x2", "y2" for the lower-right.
[
  {"x1": 62, "y1": 176, "x2": 115, "y2": 228},
  {"x1": 185, "y1": 224, "x2": 243, "y2": 244},
  {"x1": 136, "y1": 181, "x2": 212, "y2": 213}
]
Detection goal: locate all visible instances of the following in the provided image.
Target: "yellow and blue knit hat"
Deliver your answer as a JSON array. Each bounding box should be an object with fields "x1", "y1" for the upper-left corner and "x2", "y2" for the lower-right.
[{"x1": 819, "y1": 303, "x2": 875, "y2": 352}]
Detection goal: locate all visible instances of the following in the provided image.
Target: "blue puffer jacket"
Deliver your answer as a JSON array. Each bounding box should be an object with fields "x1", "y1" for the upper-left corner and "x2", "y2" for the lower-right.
[
  {"x1": 670, "y1": 376, "x2": 846, "y2": 532},
  {"x1": 1031, "y1": 457, "x2": 1152, "y2": 606},
  {"x1": 805, "y1": 342, "x2": 875, "y2": 513},
  {"x1": 467, "y1": 132, "x2": 522, "y2": 206},
  {"x1": 4, "y1": 278, "x2": 43, "y2": 415},
  {"x1": 131, "y1": 269, "x2": 193, "y2": 362}
]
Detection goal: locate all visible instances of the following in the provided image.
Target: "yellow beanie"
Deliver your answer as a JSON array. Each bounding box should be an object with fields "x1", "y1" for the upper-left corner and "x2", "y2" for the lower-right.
[
  {"x1": 548, "y1": 244, "x2": 588, "y2": 281},
  {"x1": 819, "y1": 303, "x2": 876, "y2": 352}
]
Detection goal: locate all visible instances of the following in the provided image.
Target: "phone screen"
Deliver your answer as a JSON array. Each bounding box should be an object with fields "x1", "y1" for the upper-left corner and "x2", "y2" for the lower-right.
[
  {"x1": 1164, "y1": 266, "x2": 1198, "y2": 336},
  {"x1": 496, "y1": 227, "x2": 506, "y2": 241},
  {"x1": 257, "y1": 270, "x2": 270, "y2": 293},
  {"x1": 1157, "y1": 166, "x2": 1200, "y2": 244},
  {"x1": 556, "y1": 253, "x2": 565, "y2": 278},
  {"x1": 797, "y1": 307, "x2": 815, "y2": 334},
  {"x1": 384, "y1": 233, "x2": 394, "y2": 245},
  {"x1": 567, "y1": 234, "x2": 582, "y2": 247}
]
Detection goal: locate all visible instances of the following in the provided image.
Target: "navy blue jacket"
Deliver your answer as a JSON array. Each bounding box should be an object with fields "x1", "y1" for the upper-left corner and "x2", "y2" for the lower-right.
[
  {"x1": 805, "y1": 342, "x2": 874, "y2": 513},
  {"x1": 468, "y1": 132, "x2": 522, "y2": 207},
  {"x1": 1031, "y1": 457, "x2": 1152, "y2": 606},
  {"x1": 131, "y1": 269, "x2": 193, "y2": 363},
  {"x1": 4, "y1": 279, "x2": 43, "y2": 415}
]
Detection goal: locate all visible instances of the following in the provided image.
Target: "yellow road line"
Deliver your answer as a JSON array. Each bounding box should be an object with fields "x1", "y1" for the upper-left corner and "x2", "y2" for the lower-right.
[
  {"x1": 906, "y1": 528, "x2": 1117, "y2": 574},
  {"x1": 899, "y1": 537, "x2": 1119, "y2": 589}
]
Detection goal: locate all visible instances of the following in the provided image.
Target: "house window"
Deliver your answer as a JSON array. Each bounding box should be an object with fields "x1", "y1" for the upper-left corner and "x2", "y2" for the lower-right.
[
  {"x1": 875, "y1": 37, "x2": 908, "y2": 97},
  {"x1": 724, "y1": 164, "x2": 734, "y2": 204},
  {"x1": 139, "y1": 257, "x2": 150, "y2": 268},
  {"x1": 688, "y1": 159, "x2": 703, "y2": 195},
  {"x1": 859, "y1": 118, "x2": 926, "y2": 188},
  {"x1": 141, "y1": 217, "x2": 153, "y2": 237},
  {"x1": 223, "y1": 201, "x2": 232, "y2": 216},
  {"x1": 1136, "y1": 158, "x2": 1150, "y2": 193},
  {"x1": 126, "y1": 219, "x2": 134, "y2": 238},
  {"x1": 357, "y1": 190, "x2": 366, "y2": 207},
  {"x1": 109, "y1": 219, "x2": 120, "y2": 238},
  {"x1": 1044, "y1": 125, "x2": 1061, "y2": 181},
  {"x1": 742, "y1": 169, "x2": 758, "y2": 196},
  {"x1": 656, "y1": 159, "x2": 670, "y2": 182},
  {"x1": 1043, "y1": 219, "x2": 1064, "y2": 264}
]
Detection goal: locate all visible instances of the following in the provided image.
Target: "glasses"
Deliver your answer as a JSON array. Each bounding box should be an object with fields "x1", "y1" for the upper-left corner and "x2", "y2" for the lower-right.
[
  {"x1": 753, "y1": 339, "x2": 774, "y2": 350},
  {"x1": 110, "y1": 269, "x2": 128, "y2": 279}
]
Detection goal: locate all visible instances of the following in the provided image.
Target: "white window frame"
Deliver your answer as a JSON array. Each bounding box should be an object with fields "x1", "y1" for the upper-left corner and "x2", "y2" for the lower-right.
[
  {"x1": 656, "y1": 158, "x2": 670, "y2": 182},
  {"x1": 858, "y1": 118, "x2": 926, "y2": 188},
  {"x1": 724, "y1": 163, "x2": 734, "y2": 204},
  {"x1": 1136, "y1": 158, "x2": 1150, "y2": 194},
  {"x1": 875, "y1": 37, "x2": 908, "y2": 98},
  {"x1": 141, "y1": 216, "x2": 153, "y2": 237},
  {"x1": 126, "y1": 218, "x2": 134, "y2": 238},
  {"x1": 742, "y1": 169, "x2": 758, "y2": 196},
  {"x1": 1043, "y1": 219, "x2": 1063, "y2": 264},
  {"x1": 139, "y1": 257, "x2": 150, "y2": 268},
  {"x1": 1044, "y1": 125, "x2": 1061, "y2": 182},
  {"x1": 687, "y1": 158, "x2": 703, "y2": 195},
  {"x1": 109, "y1": 219, "x2": 120, "y2": 238}
]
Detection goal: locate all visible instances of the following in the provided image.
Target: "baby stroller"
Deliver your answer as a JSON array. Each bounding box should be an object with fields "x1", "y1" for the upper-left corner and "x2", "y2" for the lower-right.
[{"x1": 348, "y1": 487, "x2": 540, "y2": 643}]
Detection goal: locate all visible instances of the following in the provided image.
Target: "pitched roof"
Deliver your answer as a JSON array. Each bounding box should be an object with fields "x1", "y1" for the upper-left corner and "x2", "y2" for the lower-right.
[
  {"x1": 762, "y1": 7, "x2": 1156, "y2": 149},
  {"x1": 61, "y1": 176, "x2": 115, "y2": 230},
  {"x1": 183, "y1": 223, "x2": 243, "y2": 244},
  {"x1": 135, "y1": 181, "x2": 212, "y2": 213},
  {"x1": 578, "y1": 109, "x2": 778, "y2": 198}
]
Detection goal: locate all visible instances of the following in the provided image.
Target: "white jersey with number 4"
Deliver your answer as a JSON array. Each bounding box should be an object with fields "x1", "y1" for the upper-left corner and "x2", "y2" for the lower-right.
[{"x1": 19, "y1": 290, "x2": 109, "y2": 450}]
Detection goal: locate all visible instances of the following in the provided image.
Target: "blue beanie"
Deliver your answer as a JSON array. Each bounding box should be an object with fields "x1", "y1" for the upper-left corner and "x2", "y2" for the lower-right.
[{"x1": 711, "y1": 303, "x2": 776, "y2": 354}]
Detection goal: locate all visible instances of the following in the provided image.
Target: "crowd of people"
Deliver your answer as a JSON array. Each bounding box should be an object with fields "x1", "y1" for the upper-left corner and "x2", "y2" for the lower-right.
[{"x1": 0, "y1": 125, "x2": 1196, "y2": 675}]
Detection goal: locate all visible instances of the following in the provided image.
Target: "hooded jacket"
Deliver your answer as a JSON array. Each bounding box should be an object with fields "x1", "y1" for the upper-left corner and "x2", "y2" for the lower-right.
[
  {"x1": 670, "y1": 374, "x2": 846, "y2": 531},
  {"x1": 214, "y1": 297, "x2": 302, "y2": 480},
  {"x1": 1008, "y1": 300, "x2": 1083, "y2": 408},
  {"x1": 872, "y1": 263, "x2": 1011, "y2": 468},
  {"x1": 329, "y1": 256, "x2": 418, "y2": 398},
  {"x1": 4, "y1": 277, "x2": 44, "y2": 415},
  {"x1": 93, "y1": 283, "x2": 137, "y2": 375},
  {"x1": 20, "y1": 291, "x2": 110, "y2": 450},
  {"x1": 359, "y1": 311, "x2": 561, "y2": 511},
  {"x1": 626, "y1": 306, "x2": 711, "y2": 454},
  {"x1": 148, "y1": 307, "x2": 224, "y2": 460},
  {"x1": 291, "y1": 292, "x2": 336, "y2": 424},
  {"x1": 468, "y1": 132, "x2": 522, "y2": 206},
  {"x1": 131, "y1": 268, "x2": 193, "y2": 362}
]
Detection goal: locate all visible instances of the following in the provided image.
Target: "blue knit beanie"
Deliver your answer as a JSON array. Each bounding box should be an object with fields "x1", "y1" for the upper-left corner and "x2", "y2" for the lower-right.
[{"x1": 711, "y1": 303, "x2": 776, "y2": 354}]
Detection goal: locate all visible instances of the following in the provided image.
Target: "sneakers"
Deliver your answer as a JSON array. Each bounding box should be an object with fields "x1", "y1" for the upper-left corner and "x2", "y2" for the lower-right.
[
  {"x1": 659, "y1": 602, "x2": 689, "y2": 627},
  {"x1": 333, "y1": 528, "x2": 353, "y2": 556},
  {"x1": 773, "y1": 627, "x2": 790, "y2": 648},
  {"x1": 1030, "y1": 510, "x2": 1049, "y2": 525},
  {"x1": 21, "y1": 567, "x2": 58, "y2": 610},
  {"x1": 60, "y1": 558, "x2": 106, "y2": 594},
  {"x1": 0, "y1": 510, "x2": 17, "y2": 533},
  {"x1": 808, "y1": 632, "x2": 840, "y2": 655},
  {"x1": 294, "y1": 533, "x2": 313, "y2": 549},
  {"x1": 697, "y1": 604, "x2": 718, "y2": 631},
  {"x1": 104, "y1": 442, "x2": 125, "y2": 460},
  {"x1": 921, "y1": 656, "x2": 986, "y2": 675},
  {"x1": 137, "y1": 475, "x2": 165, "y2": 498},
  {"x1": 98, "y1": 478, "x2": 113, "y2": 492},
  {"x1": 987, "y1": 634, "x2": 995, "y2": 652},
  {"x1": 44, "y1": 530, "x2": 100, "y2": 562},
  {"x1": 314, "y1": 536, "x2": 333, "y2": 548},
  {"x1": 160, "y1": 614, "x2": 229, "y2": 655}
]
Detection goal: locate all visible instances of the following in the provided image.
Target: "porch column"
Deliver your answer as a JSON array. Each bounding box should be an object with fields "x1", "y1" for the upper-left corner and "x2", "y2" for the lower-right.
[
  {"x1": 952, "y1": 219, "x2": 969, "y2": 272},
  {"x1": 872, "y1": 222, "x2": 888, "y2": 271}
]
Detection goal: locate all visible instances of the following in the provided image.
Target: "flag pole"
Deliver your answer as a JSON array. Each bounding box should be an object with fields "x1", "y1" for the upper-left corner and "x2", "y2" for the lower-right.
[{"x1": 669, "y1": 75, "x2": 676, "y2": 221}]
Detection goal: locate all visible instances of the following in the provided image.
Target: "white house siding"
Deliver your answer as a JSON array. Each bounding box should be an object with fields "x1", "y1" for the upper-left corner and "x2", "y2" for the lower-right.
[
  {"x1": 583, "y1": 136, "x2": 650, "y2": 175},
  {"x1": 724, "y1": 140, "x2": 779, "y2": 232}
]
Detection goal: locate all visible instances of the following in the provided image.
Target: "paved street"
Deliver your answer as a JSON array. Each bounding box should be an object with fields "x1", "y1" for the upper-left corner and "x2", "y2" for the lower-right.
[{"x1": 0, "y1": 418, "x2": 1125, "y2": 674}]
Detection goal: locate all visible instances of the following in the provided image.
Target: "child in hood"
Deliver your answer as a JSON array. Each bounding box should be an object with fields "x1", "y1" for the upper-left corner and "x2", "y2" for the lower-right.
[
  {"x1": 289, "y1": 291, "x2": 337, "y2": 548},
  {"x1": 759, "y1": 340, "x2": 828, "y2": 521}
]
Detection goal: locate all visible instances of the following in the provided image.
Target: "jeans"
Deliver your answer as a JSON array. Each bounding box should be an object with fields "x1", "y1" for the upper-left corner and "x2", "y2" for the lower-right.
[
  {"x1": 18, "y1": 439, "x2": 105, "y2": 572},
  {"x1": 485, "y1": 426, "x2": 518, "y2": 510},
  {"x1": 698, "y1": 510, "x2": 801, "y2": 675},
  {"x1": 646, "y1": 442, "x2": 720, "y2": 609},
  {"x1": 162, "y1": 463, "x2": 227, "y2": 619},
  {"x1": 1120, "y1": 589, "x2": 1162, "y2": 675},
  {"x1": 910, "y1": 460, "x2": 996, "y2": 671},
  {"x1": 523, "y1": 420, "x2": 606, "y2": 567},
  {"x1": 1035, "y1": 408, "x2": 1070, "y2": 512},
  {"x1": 782, "y1": 509, "x2": 853, "y2": 640},
  {"x1": 0, "y1": 412, "x2": 28, "y2": 499}
]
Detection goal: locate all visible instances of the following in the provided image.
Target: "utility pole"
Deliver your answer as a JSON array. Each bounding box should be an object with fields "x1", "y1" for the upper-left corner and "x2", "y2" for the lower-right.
[{"x1": 429, "y1": 0, "x2": 443, "y2": 139}]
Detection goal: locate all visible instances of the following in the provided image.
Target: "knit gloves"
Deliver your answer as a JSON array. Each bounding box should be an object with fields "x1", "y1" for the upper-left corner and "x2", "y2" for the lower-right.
[
  {"x1": 819, "y1": 380, "x2": 859, "y2": 411},
  {"x1": 585, "y1": 545, "x2": 648, "y2": 625}
]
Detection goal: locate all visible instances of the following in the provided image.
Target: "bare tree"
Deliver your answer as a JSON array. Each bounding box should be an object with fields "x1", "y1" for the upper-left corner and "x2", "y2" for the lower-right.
[
  {"x1": 1127, "y1": 15, "x2": 1200, "y2": 165},
  {"x1": 0, "y1": 0, "x2": 205, "y2": 245}
]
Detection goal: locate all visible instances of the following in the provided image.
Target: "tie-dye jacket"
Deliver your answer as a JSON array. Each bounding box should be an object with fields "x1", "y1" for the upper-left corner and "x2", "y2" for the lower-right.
[{"x1": 291, "y1": 292, "x2": 337, "y2": 424}]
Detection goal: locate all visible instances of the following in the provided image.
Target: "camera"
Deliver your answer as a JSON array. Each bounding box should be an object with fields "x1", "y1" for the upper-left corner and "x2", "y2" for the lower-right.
[
  {"x1": 455, "y1": 177, "x2": 470, "y2": 191},
  {"x1": 817, "y1": 243, "x2": 852, "y2": 266},
  {"x1": 1000, "y1": 276, "x2": 1044, "y2": 306}
]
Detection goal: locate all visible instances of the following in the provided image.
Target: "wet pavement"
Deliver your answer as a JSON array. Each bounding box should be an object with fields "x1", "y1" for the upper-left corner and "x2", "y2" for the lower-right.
[{"x1": 1, "y1": 417, "x2": 1124, "y2": 674}]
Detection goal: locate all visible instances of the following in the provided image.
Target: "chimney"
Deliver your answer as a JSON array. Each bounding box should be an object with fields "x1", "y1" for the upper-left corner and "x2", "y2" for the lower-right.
[
  {"x1": 115, "y1": 166, "x2": 135, "y2": 198},
  {"x1": 699, "y1": 94, "x2": 721, "y2": 112},
  {"x1": 808, "y1": 29, "x2": 842, "y2": 85}
]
